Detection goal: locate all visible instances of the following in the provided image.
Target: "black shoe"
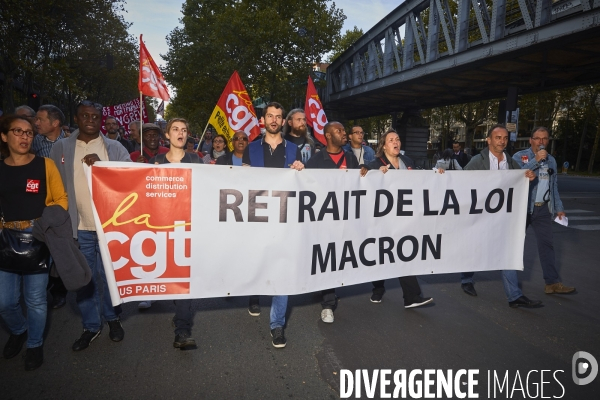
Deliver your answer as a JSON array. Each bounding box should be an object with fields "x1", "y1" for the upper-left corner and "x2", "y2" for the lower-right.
[
  {"x1": 72, "y1": 330, "x2": 101, "y2": 351},
  {"x1": 51, "y1": 295, "x2": 67, "y2": 309},
  {"x1": 509, "y1": 296, "x2": 543, "y2": 308},
  {"x1": 3, "y1": 331, "x2": 27, "y2": 359},
  {"x1": 270, "y1": 327, "x2": 287, "y2": 348},
  {"x1": 173, "y1": 332, "x2": 197, "y2": 349},
  {"x1": 404, "y1": 296, "x2": 434, "y2": 309},
  {"x1": 370, "y1": 291, "x2": 385, "y2": 303},
  {"x1": 107, "y1": 319, "x2": 124, "y2": 342},
  {"x1": 24, "y1": 346, "x2": 43, "y2": 371},
  {"x1": 248, "y1": 301, "x2": 260, "y2": 316},
  {"x1": 461, "y1": 283, "x2": 477, "y2": 296}
]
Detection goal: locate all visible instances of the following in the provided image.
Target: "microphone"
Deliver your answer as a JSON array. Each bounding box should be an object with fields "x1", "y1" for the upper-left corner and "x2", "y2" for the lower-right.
[{"x1": 538, "y1": 144, "x2": 546, "y2": 163}]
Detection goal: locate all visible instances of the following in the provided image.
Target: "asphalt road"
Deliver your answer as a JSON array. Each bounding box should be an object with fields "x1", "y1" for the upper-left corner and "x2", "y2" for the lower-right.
[{"x1": 1, "y1": 176, "x2": 599, "y2": 399}]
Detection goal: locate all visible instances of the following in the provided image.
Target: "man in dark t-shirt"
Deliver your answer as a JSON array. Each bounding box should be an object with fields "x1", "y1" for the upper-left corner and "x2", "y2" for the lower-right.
[
  {"x1": 242, "y1": 102, "x2": 304, "y2": 349},
  {"x1": 305, "y1": 121, "x2": 359, "y2": 323},
  {"x1": 282, "y1": 108, "x2": 315, "y2": 164}
]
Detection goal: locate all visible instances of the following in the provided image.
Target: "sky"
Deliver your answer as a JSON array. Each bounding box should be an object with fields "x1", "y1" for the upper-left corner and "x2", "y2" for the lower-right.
[{"x1": 121, "y1": 0, "x2": 401, "y2": 69}]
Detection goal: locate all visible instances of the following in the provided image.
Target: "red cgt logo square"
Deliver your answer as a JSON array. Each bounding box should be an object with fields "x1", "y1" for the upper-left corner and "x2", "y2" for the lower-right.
[{"x1": 26, "y1": 179, "x2": 40, "y2": 193}]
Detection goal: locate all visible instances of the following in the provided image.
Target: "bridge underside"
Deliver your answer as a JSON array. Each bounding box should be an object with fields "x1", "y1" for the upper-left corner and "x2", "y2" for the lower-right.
[{"x1": 325, "y1": 26, "x2": 600, "y2": 119}]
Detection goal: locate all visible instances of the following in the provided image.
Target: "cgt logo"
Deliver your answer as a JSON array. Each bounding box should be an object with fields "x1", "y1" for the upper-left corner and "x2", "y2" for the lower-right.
[
  {"x1": 572, "y1": 351, "x2": 598, "y2": 386},
  {"x1": 26, "y1": 179, "x2": 40, "y2": 193}
]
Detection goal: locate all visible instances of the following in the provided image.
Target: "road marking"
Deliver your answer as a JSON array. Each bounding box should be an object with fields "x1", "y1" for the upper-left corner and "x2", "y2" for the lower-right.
[
  {"x1": 566, "y1": 216, "x2": 600, "y2": 221},
  {"x1": 570, "y1": 225, "x2": 600, "y2": 231}
]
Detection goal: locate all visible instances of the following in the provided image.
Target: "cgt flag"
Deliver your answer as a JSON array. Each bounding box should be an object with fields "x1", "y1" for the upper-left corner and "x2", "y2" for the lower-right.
[
  {"x1": 139, "y1": 35, "x2": 170, "y2": 101},
  {"x1": 305, "y1": 76, "x2": 327, "y2": 146},
  {"x1": 207, "y1": 71, "x2": 261, "y2": 150}
]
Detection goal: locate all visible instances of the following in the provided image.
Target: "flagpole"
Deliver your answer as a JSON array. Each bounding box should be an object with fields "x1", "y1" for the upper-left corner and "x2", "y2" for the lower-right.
[
  {"x1": 197, "y1": 121, "x2": 210, "y2": 153},
  {"x1": 139, "y1": 92, "x2": 143, "y2": 148}
]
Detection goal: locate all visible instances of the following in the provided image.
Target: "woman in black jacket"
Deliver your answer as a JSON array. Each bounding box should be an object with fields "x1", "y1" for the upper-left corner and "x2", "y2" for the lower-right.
[{"x1": 360, "y1": 129, "x2": 434, "y2": 309}]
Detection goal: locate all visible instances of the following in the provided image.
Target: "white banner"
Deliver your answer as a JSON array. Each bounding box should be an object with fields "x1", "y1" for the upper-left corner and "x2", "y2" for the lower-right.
[{"x1": 88, "y1": 163, "x2": 529, "y2": 305}]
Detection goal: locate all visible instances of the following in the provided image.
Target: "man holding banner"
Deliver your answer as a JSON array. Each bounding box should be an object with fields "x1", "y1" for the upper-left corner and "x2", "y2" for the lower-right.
[
  {"x1": 242, "y1": 102, "x2": 304, "y2": 348},
  {"x1": 461, "y1": 124, "x2": 542, "y2": 308},
  {"x1": 306, "y1": 121, "x2": 360, "y2": 323},
  {"x1": 49, "y1": 100, "x2": 131, "y2": 351}
]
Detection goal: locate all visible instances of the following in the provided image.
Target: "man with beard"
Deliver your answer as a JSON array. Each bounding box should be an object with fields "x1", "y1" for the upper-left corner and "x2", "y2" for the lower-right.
[
  {"x1": 305, "y1": 121, "x2": 360, "y2": 323},
  {"x1": 104, "y1": 116, "x2": 133, "y2": 153},
  {"x1": 282, "y1": 108, "x2": 315, "y2": 164},
  {"x1": 130, "y1": 123, "x2": 169, "y2": 163},
  {"x1": 242, "y1": 102, "x2": 304, "y2": 348}
]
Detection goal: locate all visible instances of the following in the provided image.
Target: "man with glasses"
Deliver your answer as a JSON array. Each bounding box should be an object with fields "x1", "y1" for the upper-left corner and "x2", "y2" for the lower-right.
[
  {"x1": 49, "y1": 100, "x2": 131, "y2": 351},
  {"x1": 342, "y1": 125, "x2": 375, "y2": 166},
  {"x1": 513, "y1": 127, "x2": 575, "y2": 295},
  {"x1": 104, "y1": 116, "x2": 133, "y2": 153},
  {"x1": 130, "y1": 123, "x2": 168, "y2": 163},
  {"x1": 242, "y1": 102, "x2": 304, "y2": 348}
]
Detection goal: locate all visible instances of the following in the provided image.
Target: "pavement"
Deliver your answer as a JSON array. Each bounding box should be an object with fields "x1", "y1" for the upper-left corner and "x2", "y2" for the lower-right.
[{"x1": 1, "y1": 175, "x2": 599, "y2": 399}]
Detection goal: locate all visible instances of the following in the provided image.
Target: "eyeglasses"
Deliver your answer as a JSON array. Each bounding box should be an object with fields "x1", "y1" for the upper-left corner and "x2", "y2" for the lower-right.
[
  {"x1": 531, "y1": 137, "x2": 549, "y2": 142},
  {"x1": 233, "y1": 136, "x2": 248, "y2": 142},
  {"x1": 8, "y1": 128, "x2": 34, "y2": 138},
  {"x1": 213, "y1": 140, "x2": 225, "y2": 144}
]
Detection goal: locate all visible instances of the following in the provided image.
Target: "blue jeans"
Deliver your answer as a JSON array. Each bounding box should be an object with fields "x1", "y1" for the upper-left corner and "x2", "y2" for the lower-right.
[
  {"x1": 269, "y1": 295, "x2": 288, "y2": 330},
  {"x1": 527, "y1": 206, "x2": 561, "y2": 284},
  {"x1": 461, "y1": 270, "x2": 522, "y2": 302},
  {"x1": 76, "y1": 230, "x2": 118, "y2": 331},
  {"x1": 0, "y1": 270, "x2": 49, "y2": 348}
]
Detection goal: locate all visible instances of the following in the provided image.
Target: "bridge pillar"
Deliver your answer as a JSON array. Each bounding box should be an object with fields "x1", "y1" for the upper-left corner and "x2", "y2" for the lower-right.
[{"x1": 394, "y1": 110, "x2": 430, "y2": 168}]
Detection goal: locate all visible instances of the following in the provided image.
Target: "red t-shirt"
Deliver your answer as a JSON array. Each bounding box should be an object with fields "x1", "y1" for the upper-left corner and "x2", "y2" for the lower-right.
[
  {"x1": 130, "y1": 146, "x2": 169, "y2": 163},
  {"x1": 329, "y1": 151, "x2": 347, "y2": 169}
]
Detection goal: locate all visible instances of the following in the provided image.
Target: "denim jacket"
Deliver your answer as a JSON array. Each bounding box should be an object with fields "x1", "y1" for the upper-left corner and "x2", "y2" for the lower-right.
[
  {"x1": 342, "y1": 144, "x2": 375, "y2": 165},
  {"x1": 512, "y1": 147, "x2": 563, "y2": 216}
]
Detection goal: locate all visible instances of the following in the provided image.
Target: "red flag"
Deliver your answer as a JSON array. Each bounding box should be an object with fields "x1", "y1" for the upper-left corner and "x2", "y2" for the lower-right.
[
  {"x1": 305, "y1": 76, "x2": 327, "y2": 145},
  {"x1": 139, "y1": 35, "x2": 170, "y2": 101},
  {"x1": 208, "y1": 71, "x2": 261, "y2": 149}
]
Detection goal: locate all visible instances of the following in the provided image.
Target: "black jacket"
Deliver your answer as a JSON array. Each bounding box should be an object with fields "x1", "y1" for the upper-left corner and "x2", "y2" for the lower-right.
[
  {"x1": 216, "y1": 153, "x2": 242, "y2": 166},
  {"x1": 453, "y1": 151, "x2": 470, "y2": 168},
  {"x1": 305, "y1": 149, "x2": 360, "y2": 169}
]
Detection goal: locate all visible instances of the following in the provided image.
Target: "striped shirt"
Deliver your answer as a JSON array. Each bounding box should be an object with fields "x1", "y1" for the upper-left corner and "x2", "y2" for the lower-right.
[{"x1": 32, "y1": 130, "x2": 66, "y2": 157}]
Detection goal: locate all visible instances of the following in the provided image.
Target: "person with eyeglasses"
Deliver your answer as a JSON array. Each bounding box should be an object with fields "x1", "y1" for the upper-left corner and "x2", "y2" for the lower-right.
[
  {"x1": 513, "y1": 127, "x2": 575, "y2": 295},
  {"x1": 242, "y1": 102, "x2": 304, "y2": 349},
  {"x1": 0, "y1": 115, "x2": 68, "y2": 370},
  {"x1": 216, "y1": 131, "x2": 248, "y2": 166},
  {"x1": 49, "y1": 100, "x2": 131, "y2": 351},
  {"x1": 202, "y1": 134, "x2": 230, "y2": 164},
  {"x1": 342, "y1": 125, "x2": 375, "y2": 166}
]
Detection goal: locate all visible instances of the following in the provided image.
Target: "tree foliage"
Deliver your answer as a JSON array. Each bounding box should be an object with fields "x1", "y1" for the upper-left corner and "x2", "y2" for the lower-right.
[
  {"x1": 163, "y1": 0, "x2": 345, "y2": 130},
  {"x1": 328, "y1": 26, "x2": 363, "y2": 63},
  {"x1": 0, "y1": 0, "x2": 138, "y2": 122}
]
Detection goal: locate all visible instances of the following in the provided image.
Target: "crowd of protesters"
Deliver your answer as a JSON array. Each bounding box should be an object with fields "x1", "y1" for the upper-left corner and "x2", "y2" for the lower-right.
[{"x1": 0, "y1": 100, "x2": 575, "y2": 371}]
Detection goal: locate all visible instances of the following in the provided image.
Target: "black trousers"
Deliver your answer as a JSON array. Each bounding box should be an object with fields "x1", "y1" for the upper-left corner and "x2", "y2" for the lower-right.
[
  {"x1": 372, "y1": 276, "x2": 421, "y2": 301},
  {"x1": 321, "y1": 289, "x2": 337, "y2": 310}
]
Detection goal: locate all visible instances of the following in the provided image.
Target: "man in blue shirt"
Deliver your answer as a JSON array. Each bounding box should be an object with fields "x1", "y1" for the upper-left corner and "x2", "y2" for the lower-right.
[{"x1": 513, "y1": 127, "x2": 575, "y2": 295}]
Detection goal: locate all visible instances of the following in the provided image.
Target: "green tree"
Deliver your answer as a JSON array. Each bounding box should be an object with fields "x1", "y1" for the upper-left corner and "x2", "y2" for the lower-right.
[
  {"x1": 0, "y1": 0, "x2": 138, "y2": 121},
  {"x1": 163, "y1": 0, "x2": 345, "y2": 130},
  {"x1": 328, "y1": 26, "x2": 363, "y2": 62}
]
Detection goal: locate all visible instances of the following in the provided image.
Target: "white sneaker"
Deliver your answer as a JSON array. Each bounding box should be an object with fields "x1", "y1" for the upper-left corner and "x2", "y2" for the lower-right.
[
  {"x1": 321, "y1": 309, "x2": 334, "y2": 323},
  {"x1": 138, "y1": 300, "x2": 155, "y2": 309}
]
